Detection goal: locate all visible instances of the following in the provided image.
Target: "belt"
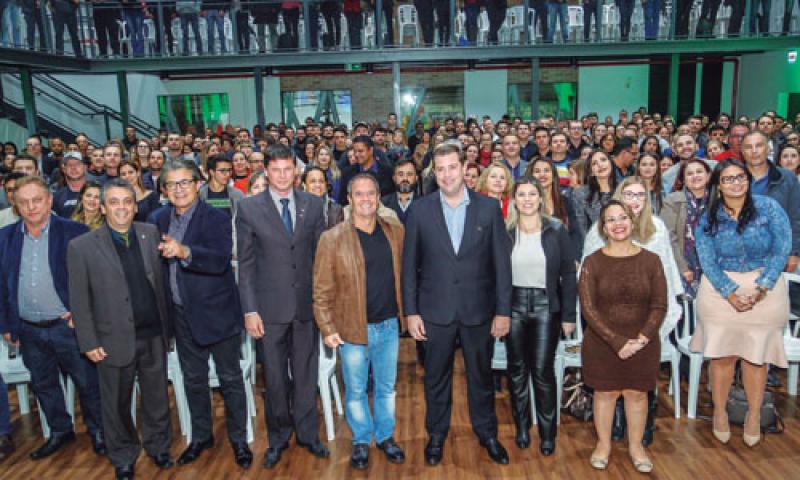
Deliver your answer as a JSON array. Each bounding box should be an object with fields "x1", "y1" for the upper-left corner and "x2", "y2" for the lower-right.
[{"x1": 21, "y1": 317, "x2": 64, "y2": 328}]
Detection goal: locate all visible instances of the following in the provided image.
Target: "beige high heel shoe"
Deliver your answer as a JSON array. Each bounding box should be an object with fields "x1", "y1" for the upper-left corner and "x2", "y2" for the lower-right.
[
  {"x1": 712, "y1": 413, "x2": 731, "y2": 444},
  {"x1": 743, "y1": 413, "x2": 762, "y2": 448},
  {"x1": 630, "y1": 455, "x2": 654, "y2": 473}
]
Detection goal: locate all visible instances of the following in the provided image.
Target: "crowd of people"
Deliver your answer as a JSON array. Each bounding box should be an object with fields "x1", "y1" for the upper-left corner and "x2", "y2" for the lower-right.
[
  {"x1": 1, "y1": 0, "x2": 794, "y2": 58},
  {"x1": 0, "y1": 105, "x2": 798, "y2": 479}
]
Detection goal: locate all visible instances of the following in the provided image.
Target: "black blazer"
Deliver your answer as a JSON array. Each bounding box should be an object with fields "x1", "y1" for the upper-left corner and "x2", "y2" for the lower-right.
[
  {"x1": 508, "y1": 217, "x2": 577, "y2": 323},
  {"x1": 151, "y1": 200, "x2": 243, "y2": 347},
  {"x1": 402, "y1": 189, "x2": 512, "y2": 326},
  {"x1": 236, "y1": 189, "x2": 325, "y2": 324},
  {"x1": 68, "y1": 223, "x2": 171, "y2": 367}
]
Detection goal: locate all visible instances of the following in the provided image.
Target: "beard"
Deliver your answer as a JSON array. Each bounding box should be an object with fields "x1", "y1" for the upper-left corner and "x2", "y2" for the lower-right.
[{"x1": 397, "y1": 182, "x2": 416, "y2": 194}]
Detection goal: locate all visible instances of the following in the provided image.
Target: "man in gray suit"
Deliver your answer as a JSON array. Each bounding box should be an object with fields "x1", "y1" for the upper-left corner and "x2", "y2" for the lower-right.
[
  {"x1": 68, "y1": 178, "x2": 173, "y2": 480},
  {"x1": 236, "y1": 144, "x2": 329, "y2": 468}
]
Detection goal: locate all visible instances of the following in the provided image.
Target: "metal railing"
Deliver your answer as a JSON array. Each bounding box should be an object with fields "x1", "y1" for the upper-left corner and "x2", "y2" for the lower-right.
[{"x1": 0, "y1": 0, "x2": 797, "y2": 59}]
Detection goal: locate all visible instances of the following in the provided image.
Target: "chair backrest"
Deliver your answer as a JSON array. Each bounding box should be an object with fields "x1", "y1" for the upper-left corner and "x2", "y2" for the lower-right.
[
  {"x1": 567, "y1": 6, "x2": 583, "y2": 26},
  {"x1": 681, "y1": 295, "x2": 697, "y2": 339},
  {"x1": 574, "y1": 296, "x2": 584, "y2": 342},
  {"x1": 784, "y1": 272, "x2": 800, "y2": 337},
  {"x1": 398, "y1": 5, "x2": 417, "y2": 24}
]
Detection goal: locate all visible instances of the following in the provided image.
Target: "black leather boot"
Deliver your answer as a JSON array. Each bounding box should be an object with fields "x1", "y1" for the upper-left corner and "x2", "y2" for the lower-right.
[{"x1": 611, "y1": 398, "x2": 626, "y2": 442}]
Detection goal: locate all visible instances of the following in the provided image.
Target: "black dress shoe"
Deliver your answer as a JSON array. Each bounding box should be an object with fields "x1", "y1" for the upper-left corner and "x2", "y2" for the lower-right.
[
  {"x1": 540, "y1": 440, "x2": 555, "y2": 456},
  {"x1": 263, "y1": 444, "x2": 287, "y2": 468},
  {"x1": 350, "y1": 443, "x2": 369, "y2": 470},
  {"x1": 232, "y1": 442, "x2": 253, "y2": 468},
  {"x1": 30, "y1": 431, "x2": 76, "y2": 460},
  {"x1": 298, "y1": 439, "x2": 330, "y2": 458},
  {"x1": 480, "y1": 438, "x2": 509, "y2": 465},
  {"x1": 424, "y1": 437, "x2": 444, "y2": 466},
  {"x1": 0, "y1": 434, "x2": 15, "y2": 460},
  {"x1": 115, "y1": 464, "x2": 134, "y2": 480},
  {"x1": 377, "y1": 437, "x2": 405, "y2": 464},
  {"x1": 150, "y1": 452, "x2": 173, "y2": 469},
  {"x1": 90, "y1": 432, "x2": 107, "y2": 455},
  {"x1": 515, "y1": 428, "x2": 531, "y2": 449},
  {"x1": 177, "y1": 437, "x2": 214, "y2": 466}
]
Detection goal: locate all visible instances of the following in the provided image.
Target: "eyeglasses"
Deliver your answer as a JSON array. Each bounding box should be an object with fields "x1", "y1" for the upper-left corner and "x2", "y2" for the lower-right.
[
  {"x1": 720, "y1": 173, "x2": 748, "y2": 185},
  {"x1": 164, "y1": 179, "x2": 195, "y2": 191},
  {"x1": 604, "y1": 214, "x2": 630, "y2": 224},
  {"x1": 214, "y1": 168, "x2": 233, "y2": 173},
  {"x1": 621, "y1": 191, "x2": 647, "y2": 201}
]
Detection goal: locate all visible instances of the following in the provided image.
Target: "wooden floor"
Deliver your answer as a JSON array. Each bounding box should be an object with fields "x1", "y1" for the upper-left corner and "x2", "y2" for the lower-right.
[{"x1": 2, "y1": 338, "x2": 800, "y2": 479}]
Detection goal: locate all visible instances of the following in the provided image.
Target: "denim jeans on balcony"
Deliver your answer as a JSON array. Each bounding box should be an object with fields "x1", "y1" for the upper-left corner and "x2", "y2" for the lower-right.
[
  {"x1": 643, "y1": 0, "x2": 662, "y2": 39},
  {"x1": 206, "y1": 10, "x2": 226, "y2": 53},
  {"x1": 339, "y1": 317, "x2": 399, "y2": 445},
  {"x1": 124, "y1": 10, "x2": 145, "y2": 57},
  {"x1": 546, "y1": 2, "x2": 568, "y2": 43},
  {"x1": 181, "y1": 13, "x2": 202, "y2": 54}
]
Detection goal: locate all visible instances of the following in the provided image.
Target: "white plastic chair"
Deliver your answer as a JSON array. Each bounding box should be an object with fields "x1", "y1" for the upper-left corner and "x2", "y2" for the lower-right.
[
  {"x1": 554, "y1": 301, "x2": 583, "y2": 424},
  {"x1": 660, "y1": 321, "x2": 682, "y2": 418},
  {"x1": 675, "y1": 295, "x2": 707, "y2": 419},
  {"x1": 504, "y1": 6, "x2": 526, "y2": 45},
  {"x1": 601, "y1": 2, "x2": 619, "y2": 40},
  {"x1": 630, "y1": 3, "x2": 645, "y2": 39},
  {"x1": 715, "y1": 5, "x2": 732, "y2": 37},
  {"x1": 318, "y1": 335, "x2": 344, "y2": 441},
  {"x1": 363, "y1": 11, "x2": 376, "y2": 48},
  {"x1": 492, "y1": 338, "x2": 537, "y2": 424},
  {"x1": 397, "y1": 4, "x2": 420, "y2": 46},
  {"x1": 205, "y1": 333, "x2": 256, "y2": 443},
  {"x1": 0, "y1": 341, "x2": 75, "y2": 439},
  {"x1": 783, "y1": 273, "x2": 800, "y2": 395},
  {"x1": 567, "y1": 6, "x2": 584, "y2": 41},
  {"x1": 478, "y1": 9, "x2": 490, "y2": 45}
]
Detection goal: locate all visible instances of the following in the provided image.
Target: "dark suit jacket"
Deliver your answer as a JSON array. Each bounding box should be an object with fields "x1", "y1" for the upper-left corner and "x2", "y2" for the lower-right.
[
  {"x1": 150, "y1": 200, "x2": 243, "y2": 347},
  {"x1": 402, "y1": 189, "x2": 512, "y2": 326},
  {"x1": 68, "y1": 222, "x2": 170, "y2": 367},
  {"x1": 381, "y1": 192, "x2": 416, "y2": 224},
  {"x1": 236, "y1": 189, "x2": 325, "y2": 324},
  {"x1": 0, "y1": 215, "x2": 88, "y2": 341}
]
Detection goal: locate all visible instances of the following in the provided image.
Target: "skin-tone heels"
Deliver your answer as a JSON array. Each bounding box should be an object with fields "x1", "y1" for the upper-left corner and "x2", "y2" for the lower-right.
[
  {"x1": 590, "y1": 446, "x2": 610, "y2": 470},
  {"x1": 713, "y1": 412, "x2": 731, "y2": 444},
  {"x1": 743, "y1": 413, "x2": 761, "y2": 448}
]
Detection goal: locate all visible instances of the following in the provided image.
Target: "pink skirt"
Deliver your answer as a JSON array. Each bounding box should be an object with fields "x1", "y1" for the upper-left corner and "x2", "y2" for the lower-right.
[{"x1": 690, "y1": 270, "x2": 788, "y2": 367}]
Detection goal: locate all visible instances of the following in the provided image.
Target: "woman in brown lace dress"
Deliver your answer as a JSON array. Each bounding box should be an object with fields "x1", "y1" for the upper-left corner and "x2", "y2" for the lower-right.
[{"x1": 579, "y1": 200, "x2": 667, "y2": 473}]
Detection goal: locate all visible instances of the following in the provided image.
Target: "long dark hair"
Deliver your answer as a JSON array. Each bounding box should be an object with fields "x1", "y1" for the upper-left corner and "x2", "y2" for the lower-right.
[
  {"x1": 704, "y1": 158, "x2": 756, "y2": 235},
  {"x1": 585, "y1": 150, "x2": 617, "y2": 204},
  {"x1": 525, "y1": 158, "x2": 569, "y2": 226}
]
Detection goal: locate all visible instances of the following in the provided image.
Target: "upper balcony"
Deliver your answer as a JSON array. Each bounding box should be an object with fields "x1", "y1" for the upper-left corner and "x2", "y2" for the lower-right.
[{"x1": 1, "y1": 0, "x2": 798, "y2": 73}]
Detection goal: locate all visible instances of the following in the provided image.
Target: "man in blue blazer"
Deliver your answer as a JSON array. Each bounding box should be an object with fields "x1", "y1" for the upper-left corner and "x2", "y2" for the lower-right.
[
  {"x1": 402, "y1": 141, "x2": 512, "y2": 466},
  {"x1": 149, "y1": 159, "x2": 252, "y2": 468},
  {"x1": 0, "y1": 175, "x2": 105, "y2": 459}
]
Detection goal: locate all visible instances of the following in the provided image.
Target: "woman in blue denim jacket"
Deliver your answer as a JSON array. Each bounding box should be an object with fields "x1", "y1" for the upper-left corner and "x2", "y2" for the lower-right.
[{"x1": 691, "y1": 158, "x2": 791, "y2": 449}]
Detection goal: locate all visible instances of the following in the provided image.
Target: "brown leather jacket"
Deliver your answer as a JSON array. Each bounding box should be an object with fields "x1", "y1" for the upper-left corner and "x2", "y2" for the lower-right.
[{"x1": 313, "y1": 215, "x2": 405, "y2": 345}]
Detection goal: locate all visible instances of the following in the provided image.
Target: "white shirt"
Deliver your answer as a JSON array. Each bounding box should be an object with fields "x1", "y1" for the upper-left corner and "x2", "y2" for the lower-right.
[{"x1": 511, "y1": 231, "x2": 547, "y2": 288}]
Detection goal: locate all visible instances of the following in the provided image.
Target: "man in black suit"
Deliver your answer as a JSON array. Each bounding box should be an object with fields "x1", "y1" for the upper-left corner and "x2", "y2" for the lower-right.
[
  {"x1": 402, "y1": 141, "x2": 512, "y2": 466},
  {"x1": 68, "y1": 179, "x2": 173, "y2": 480},
  {"x1": 339, "y1": 136, "x2": 395, "y2": 205},
  {"x1": 381, "y1": 159, "x2": 419, "y2": 225},
  {"x1": 149, "y1": 159, "x2": 252, "y2": 468},
  {"x1": 236, "y1": 144, "x2": 329, "y2": 468}
]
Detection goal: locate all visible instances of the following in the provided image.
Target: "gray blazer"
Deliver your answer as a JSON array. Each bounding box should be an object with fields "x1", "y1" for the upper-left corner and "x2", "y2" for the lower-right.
[
  {"x1": 660, "y1": 191, "x2": 689, "y2": 273},
  {"x1": 236, "y1": 189, "x2": 325, "y2": 324},
  {"x1": 68, "y1": 222, "x2": 170, "y2": 367}
]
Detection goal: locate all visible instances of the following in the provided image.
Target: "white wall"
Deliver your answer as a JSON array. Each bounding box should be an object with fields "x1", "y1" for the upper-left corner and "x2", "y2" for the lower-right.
[
  {"x1": 464, "y1": 70, "x2": 508, "y2": 122},
  {"x1": 737, "y1": 50, "x2": 800, "y2": 117},
  {"x1": 577, "y1": 64, "x2": 649, "y2": 119},
  {"x1": 162, "y1": 76, "x2": 258, "y2": 130}
]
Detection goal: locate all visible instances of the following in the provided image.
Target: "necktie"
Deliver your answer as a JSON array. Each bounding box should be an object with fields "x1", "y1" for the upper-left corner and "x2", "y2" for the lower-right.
[
  {"x1": 119, "y1": 231, "x2": 130, "y2": 248},
  {"x1": 280, "y1": 198, "x2": 293, "y2": 235}
]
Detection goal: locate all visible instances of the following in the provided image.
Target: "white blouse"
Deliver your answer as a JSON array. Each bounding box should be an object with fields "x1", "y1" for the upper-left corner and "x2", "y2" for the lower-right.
[{"x1": 512, "y1": 231, "x2": 547, "y2": 288}]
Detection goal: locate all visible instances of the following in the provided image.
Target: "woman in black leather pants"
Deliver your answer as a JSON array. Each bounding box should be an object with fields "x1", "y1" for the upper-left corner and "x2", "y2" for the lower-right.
[{"x1": 505, "y1": 176, "x2": 577, "y2": 456}]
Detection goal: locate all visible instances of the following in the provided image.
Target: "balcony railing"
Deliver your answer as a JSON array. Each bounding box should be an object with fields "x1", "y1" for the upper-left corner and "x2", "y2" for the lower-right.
[{"x1": 1, "y1": 0, "x2": 797, "y2": 59}]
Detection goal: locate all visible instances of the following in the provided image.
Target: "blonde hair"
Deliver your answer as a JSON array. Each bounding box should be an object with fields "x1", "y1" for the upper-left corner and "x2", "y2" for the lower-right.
[
  {"x1": 477, "y1": 161, "x2": 513, "y2": 198},
  {"x1": 612, "y1": 176, "x2": 656, "y2": 243},
  {"x1": 506, "y1": 176, "x2": 551, "y2": 233},
  {"x1": 313, "y1": 144, "x2": 341, "y2": 181}
]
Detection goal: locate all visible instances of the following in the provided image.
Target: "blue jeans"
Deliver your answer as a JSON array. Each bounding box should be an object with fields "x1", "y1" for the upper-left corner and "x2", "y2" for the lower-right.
[
  {"x1": 546, "y1": 2, "x2": 568, "y2": 42},
  {"x1": 124, "y1": 10, "x2": 145, "y2": 57},
  {"x1": 750, "y1": 0, "x2": 771, "y2": 34},
  {"x1": 206, "y1": 10, "x2": 226, "y2": 53},
  {"x1": 2, "y1": 2, "x2": 22, "y2": 48},
  {"x1": 18, "y1": 320, "x2": 103, "y2": 436},
  {"x1": 0, "y1": 376, "x2": 10, "y2": 435},
  {"x1": 180, "y1": 13, "x2": 202, "y2": 54},
  {"x1": 340, "y1": 317, "x2": 399, "y2": 445},
  {"x1": 644, "y1": 0, "x2": 662, "y2": 39}
]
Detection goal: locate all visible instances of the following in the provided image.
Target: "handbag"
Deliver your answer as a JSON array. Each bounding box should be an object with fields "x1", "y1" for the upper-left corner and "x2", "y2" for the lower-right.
[
  {"x1": 726, "y1": 385, "x2": 784, "y2": 434},
  {"x1": 562, "y1": 373, "x2": 593, "y2": 422}
]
